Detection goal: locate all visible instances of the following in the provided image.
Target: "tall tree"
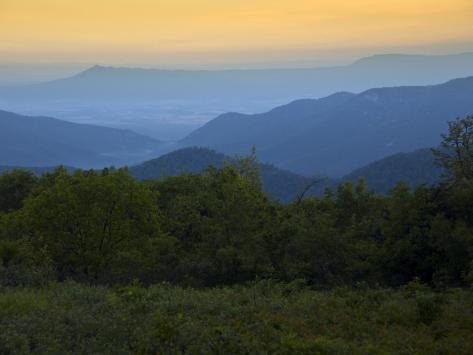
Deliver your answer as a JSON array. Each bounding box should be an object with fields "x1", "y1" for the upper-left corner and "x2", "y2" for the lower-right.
[{"x1": 433, "y1": 115, "x2": 473, "y2": 182}]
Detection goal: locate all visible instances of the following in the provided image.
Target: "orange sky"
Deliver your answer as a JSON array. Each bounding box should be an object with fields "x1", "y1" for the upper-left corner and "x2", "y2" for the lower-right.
[{"x1": 1, "y1": 0, "x2": 472, "y2": 66}]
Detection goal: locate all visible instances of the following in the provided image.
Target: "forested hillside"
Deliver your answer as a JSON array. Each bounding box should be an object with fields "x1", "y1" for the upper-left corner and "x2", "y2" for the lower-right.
[
  {"x1": 130, "y1": 146, "x2": 444, "y2": 198},
  {"x1": 1, "y1": 116, "x2": 473, "y2": 353},
  {"x1": 343, "y1": 148, "x2": 443, "y2": 193},
  {"x1": 2, "y1": 155, "x2": 467, "y2": 289},
  {"x1": 129, "y1": 147, "x2": 325, "y2": 202},
  {"x1": 181, "y1": 77, "x2": 473, "y2": 175},
  {"x1": 0, "y1": 147, "x2": 444, "y2": 202}
]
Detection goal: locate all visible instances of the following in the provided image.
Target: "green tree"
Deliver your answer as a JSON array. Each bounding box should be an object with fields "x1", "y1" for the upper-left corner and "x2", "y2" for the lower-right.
[
  {"x1": 22, "y1": 168, "x2": 166, "y2": 283},
  {"x1": 433, "y1": 115, "x2": 473, "y2": 182},
  {"x1": 151, "y1": 161, "x2": 275, "y2": 286},
  {"x1": 0, "y1": 170, "x2": 37, "y2": 213},
  {"x1": 378, "y1": 183, "x2": 437, "y2": 286}
]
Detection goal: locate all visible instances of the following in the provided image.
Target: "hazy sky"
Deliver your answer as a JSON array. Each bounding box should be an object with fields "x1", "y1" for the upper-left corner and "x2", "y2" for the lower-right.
[{"x1": 1, "y1": 0, "x2": 473, "y2": 67}]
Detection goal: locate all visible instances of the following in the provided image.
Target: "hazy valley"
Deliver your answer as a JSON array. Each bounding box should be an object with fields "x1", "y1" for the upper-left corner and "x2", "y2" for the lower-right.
[{"x1": 2, "y1": 52, "x2": 473, "y2": 141}]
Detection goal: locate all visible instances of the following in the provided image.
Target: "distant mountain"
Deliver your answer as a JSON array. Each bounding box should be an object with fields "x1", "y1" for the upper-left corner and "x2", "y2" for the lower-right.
[
  {"x1": 1, "y1": 53, "x2": 473, "y2": 142},
  {"x1": 343, "y1": 149, "x2": 443, "y2": 194},
  {"x1": 129, "y1": 147, "x2": 324, "y2": 202},
  {"x1": 129, "y1": 147, "x2": 229, "y2": 179},
  {"x1": 0, "y1": 147, "x2": 444, "y2": 201},
  {"x1": 0, "y1": 148, "x2": 319, "y2": 203},
  {"x1": 129, "y1": 147, "x2": 446, "y2": 199},
  {"x1": 0, "y1": 110, "x2": 164, "y2": 168},
  {"x1": 180, "y1": 77, "x2": 473, "y2": 176},
  {"x1": 2, "y1": 53, "x2": 473, "y2": 104}
]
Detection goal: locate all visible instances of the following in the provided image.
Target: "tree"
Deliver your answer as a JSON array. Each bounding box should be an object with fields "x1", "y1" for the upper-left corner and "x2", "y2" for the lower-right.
[
  {"x1": 23, "y1": 168, "x2": 165, "y2": 282},
  {"x1": 433, "y1": 115, "x2": 473, "y2": 182},
  {"x1": 151, "y1": 160, "x2": 275, "y2": 286},
  {"x1": 0, "y1": 170, "x2": 37, "y2": 213}
]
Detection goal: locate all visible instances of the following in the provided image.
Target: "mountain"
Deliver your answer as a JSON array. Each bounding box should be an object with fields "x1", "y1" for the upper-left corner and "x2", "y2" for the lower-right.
[
  {"x1": 0, "y1": 110, "x2": 164, "y2": 168},
  {"x1": 343, "y1": 149, "x2": 443, "y2": 194},
  {"x1": 130, "y1": 147, "x2": 445, "y2": 198},
  {"x1": 0, "y1": 148, "x2": 321, "y2": 203},
  {"x1": 129, "y1": 147, "x2": 325, "y2": 202},
  {"x1": 129, "y1": 147, "x2": 445, "y2": 199},
  {"x1": 2, "y1": 53, "x2": 473, "y2": 104},
  {"x1": 1, "y1": 53, "x2": 473, "y2": 141},
  {"x1": 0, "y1": 147, "x2": 444, "y2": 201},
  {"x1": 180, "y1": 76, "x2": 473, "y2": 176}
]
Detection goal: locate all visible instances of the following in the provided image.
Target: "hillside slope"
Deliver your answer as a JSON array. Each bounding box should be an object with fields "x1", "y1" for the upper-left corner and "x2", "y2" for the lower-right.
[
  {"x1": 181, "y1": 77, "x2": 473, "y2": 176},
  {"x1": 129, "y1": 147, "x2": 321, "y2": 202},
  {"x1": 129, "y1": 147, "x2": 444, "y2": 200},
  {"x1": 2, "y1": 53, "x2": 472, "y2": 142},
  {"x1": 1, "y1": 147, "x2": 444, "y2": 200},
  {"x1": 0, "y1": 110, "x2": 163, "y2": 168},
  {"x1": 343, "y1": 149, "x2": 443, "y2": 194}
]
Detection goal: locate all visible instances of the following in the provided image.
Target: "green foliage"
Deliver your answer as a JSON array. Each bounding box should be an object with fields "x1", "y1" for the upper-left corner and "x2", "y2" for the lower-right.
[
  {"x1": 0, "y1": 282, "x2": 472, "y2": 354},
  {"x1": 21, "y1": 168, "x2": 169, "y2": 283},
  {"x1": 0, "y1": 170, "x2": 37, "y2": 213},
  {"x1": 149, "y1": 163, "x2": 275, "y2": 286},
  {"x1": 0, "y1": 155, "x2": 472, "y2": 289},
  {"x1": 0, "y1": 141, "x2": 473, "y2": 352},
  {"x1": 343, "y1": 148, "x2": 443, "y2": 194},
  {"x1": 130, "y1": 146, "x2": 323, "y2": 203},
  {"x1": 433, "y1": 115, "x2": 473, "y2": 182}
]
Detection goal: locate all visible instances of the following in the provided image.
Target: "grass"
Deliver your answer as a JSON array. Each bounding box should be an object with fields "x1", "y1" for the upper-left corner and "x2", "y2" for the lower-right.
[{"x1": 0, "y1": 280, "x2": 472, "y2": 354}]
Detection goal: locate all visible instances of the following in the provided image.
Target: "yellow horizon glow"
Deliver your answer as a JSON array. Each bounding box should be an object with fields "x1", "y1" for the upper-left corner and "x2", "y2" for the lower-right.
[{"x1": 1, "y1": 0, "x2": 472, "y2": 64}]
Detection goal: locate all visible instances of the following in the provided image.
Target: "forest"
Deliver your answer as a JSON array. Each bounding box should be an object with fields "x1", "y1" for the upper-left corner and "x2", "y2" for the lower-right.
[{"x1": 1, "y1": 117, "x2": 473, "y2": 354}]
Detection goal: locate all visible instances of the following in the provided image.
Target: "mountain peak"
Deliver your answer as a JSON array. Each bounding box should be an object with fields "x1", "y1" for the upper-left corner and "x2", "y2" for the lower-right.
[
  {"x1": 352, "y1": 54, "x2": 426, "y2": 67},
  {"x1": 87, "y1": 65, "x2": 108, "y2": 71},
  {"x1": 75, "y1": 65, "x2": 114, "y2": 77},
  {"x1": 352, "y1": 52, "x2": 473, "y2": 68}
]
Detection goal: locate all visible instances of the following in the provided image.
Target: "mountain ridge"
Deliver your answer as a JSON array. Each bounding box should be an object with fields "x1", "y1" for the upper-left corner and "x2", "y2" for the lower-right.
[
  {"x1": 2, "y1": 52, "x2": 472, "y2": 142},
  {"x1": 76, "y1": 52, "x2": 473, "y2": 75},
  {"x1": 2, "y1": 52, "x2": 473, "y2": 105},
  {"x1": 0, "y1": 147, "x2": 444, "y2": 201},
  {"x1": 180, "y1": 76, "x2": 473, "y2": 176},
  {"x1": 0, "y1": 109, "x2": 164, "y2": 168}
]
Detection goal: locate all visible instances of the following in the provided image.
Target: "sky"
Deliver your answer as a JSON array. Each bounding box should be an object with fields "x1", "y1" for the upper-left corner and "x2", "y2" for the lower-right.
[{"x1": 1, "y1": 0, "x2": 473, "y2": 68}]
